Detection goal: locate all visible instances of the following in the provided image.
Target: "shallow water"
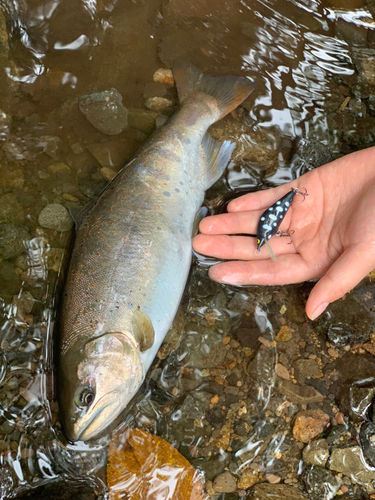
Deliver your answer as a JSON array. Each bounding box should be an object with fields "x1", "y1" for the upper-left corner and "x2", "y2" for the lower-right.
[{"x1": 1, "y1": 0, "x2": 375, "y2": 498}]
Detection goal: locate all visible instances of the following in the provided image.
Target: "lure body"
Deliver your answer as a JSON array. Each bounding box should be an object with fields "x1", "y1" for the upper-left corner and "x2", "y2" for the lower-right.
[{"x1": 256, "y1": 188, "x2": 301, "y2": 251}]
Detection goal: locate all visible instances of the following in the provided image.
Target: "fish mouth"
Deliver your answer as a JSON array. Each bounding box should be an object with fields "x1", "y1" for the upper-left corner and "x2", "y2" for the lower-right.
[{"x1": 74, "y1": 390, "x2": 123, "y2": 441}]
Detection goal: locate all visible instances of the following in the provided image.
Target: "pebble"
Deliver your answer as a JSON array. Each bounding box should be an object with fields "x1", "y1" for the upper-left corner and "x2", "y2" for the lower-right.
[
  {"x1": 293, "y1": 410, "x2": 330, "y2": 443},
  {"x1": 100, "y1": 167, "x2": 117, "y2": 181},
  {"x1": 128, "y1": 108, "x2": 158, "y2": 133},
  {"x1": 153, "y1": 68, "x2": 175, "y2": 86},
  {"x1": 40, "y1": 135, "x2": 62, "y2": 160},
  {"x1": 237, "y1": 470, "x2": 263, "y2": 489},
  {"x1": 0, "y1": 193, "x2": 24, "y2": 224},
  {"x1": 251, "y1": 483, "x2": 307, "y2": 500},
  {"x1": 38, "y1": 203, "x2": 73, "y2": 232},
  {"x1": 292, "y1": 359, "x2": 321, "y2": 383},
  {"x1": 275, "y1": 325, "x2": 294, "y2": 342},
  {"x1": 145, "y1": 96, "x2": 173, "y2": 112},
  {"x1": 275, "y1": 362, "x2": 290, "y2": 380},
  {"x1": 79, "y1": 88, "x2": 128, "y2": 135},
  {"x1": 265, "y1": 474, "x2": 281, "y2": 484},
  {"x1": 329, "y1": 445, "x2": 375, "y2": 492},
  {"x1": 47, "y1": 162, "x2": 71, "y2": 176},
  {"x1": 12, "y1": 291, "x2": 35, "y2": 318},
  {"x1": 212, "y1": 471, "x2": 237, "y2": 493},
  {"x1": 278, "y1": 380, "x2": 325, "y2": 404},
  {"x1": 0, "y1": 167, "x2": 24, "y2": 190},
  {"x1": 0, "y1": 223, "x2": 30, "y2": 259},
  {"x1": 302, "y1": 439, "x2": 329, "y2": 466}
]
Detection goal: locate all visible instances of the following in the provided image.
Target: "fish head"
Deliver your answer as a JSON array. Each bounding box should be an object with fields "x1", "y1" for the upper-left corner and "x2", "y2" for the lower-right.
[{"x1": 60, "y1": 332, "x2": 143, "y2": 442}]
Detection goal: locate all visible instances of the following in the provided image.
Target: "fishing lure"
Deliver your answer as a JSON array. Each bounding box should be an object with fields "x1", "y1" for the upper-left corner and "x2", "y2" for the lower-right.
[{"x1": 256, "y1": 187, "x2": 308, "y2": 260}]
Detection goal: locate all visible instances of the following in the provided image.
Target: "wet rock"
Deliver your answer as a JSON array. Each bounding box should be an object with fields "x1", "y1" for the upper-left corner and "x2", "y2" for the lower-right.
[
  {"x1": 302, "y1": 466, "x2": 342, "y2": 500},
  {"x1": 100, "y1": 167, "x2": 117, "y2": 181},
  {"x1": 145, "y1": 96, "x2": 173, "y2": 112},
  {"x1": 274, "y1": 362, "x2": 290, "y2": 380},
  {"x1": 278, "y1": 380, "x2": 325, "y2": 404},
  {"x1": 213, "y1": 471, "x2": 237, "y2": 493},
  {"x1": 210, "y1": 117, "x2": 279, "y2": 168},
  {"x1": 302, "y1": 439, "x2": 330, "y2": 467},
  {"x1": 292, "y1": 410, "x2": 330, "y2": 443},
  {"x1": 335, "y1": 18, "x2": 368, "y2": 46},
  {"x1": 289, "y1": 138, "x2": 333, "y2": 177},
  {"x1": 348, "y1": 98, "x2": 367, "y2": 117},
  {"x1": 40, "y1": 135, "x2": 62, "y2": 160},
  {"x1": 153, "y1": 68, "x2": 174, "y2": 87},
  {"x1": 47, "y1": 162, "x2": 71, "y2": 177},
  {"x1": 0, "y1": 193, "x2": 24, "y2": 225},
  {"x1": 359, "y1": 421, "x2": 375, "y2": 468},
  {"x1": 38, "y1": 204, "x2": 73, "y2": 232},
  {"x1": 78, "y1": 179, "x2": 107, "y2": 199},
  {"x1": 0, "y1": 167, "x2": 24, "y2": 191},
  {"x1": 128, "y1": 108, "x2": 158, "y2": 133},
  {"x1": 329, "y1": 445, "x2": 375, "y2": 493},
  {"x1": 250, "y1": 483, "x2": 307, "y2": 499},
  {"x1": 349, "y1": 382, "x2": 375, "y2": 420},
  {"x1": 46, "y1": 248, "x2": 65, "y2": 272},
  {"x1": 238, "y1": 469, "x2": 263, "y2": 489},
  {"x1": 180, "y1": 329, "x2": 228, "y2": 369},
  {"x1": 0, "y1": 223, "x2": 30, "y2": 259},
  {"x1": 86, "y1": 139, "x2": 136, "y2": 170},
  {"x1": 143, "y1": 82, "x2": 169, "y2": 99},
  {"x1": 275, "y1": 325, "x2": 294, "y2": 342},
  {"x1": 79, "y1": 88, "x2": 128, "y2": 135},
  {"x1": 12, "y1": 291, "x2": 35, "y2": 319},
  {"x1": 292, "y1": 359, "x2": 321, "y2": 384},
  {"x1": 14, "y1": 480, "x2": 97, "y2": 500},
  {"x1": 247, "y1": 350, "x2": 275, "y2": 385}
]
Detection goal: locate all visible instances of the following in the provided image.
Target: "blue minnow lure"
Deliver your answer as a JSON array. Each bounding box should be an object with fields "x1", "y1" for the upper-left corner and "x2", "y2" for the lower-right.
[{"x1": 256, "y1": 187, "x2": 308, "y2": 253}]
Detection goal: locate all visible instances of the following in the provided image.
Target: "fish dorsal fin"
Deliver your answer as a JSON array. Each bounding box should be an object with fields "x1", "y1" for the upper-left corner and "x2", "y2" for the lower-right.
[
  {"x1": 202, "y1": 133, "x2": 235, "y2": 190},
  {"x1": 132, "y1": 310, "x2": 155, "y2": 352},
  {"x1": 173, "y1": 58, "x2": 256, "y2": 119},
  {"x1": 192, "y1": 206, "x2": 208, "y2": 237}
]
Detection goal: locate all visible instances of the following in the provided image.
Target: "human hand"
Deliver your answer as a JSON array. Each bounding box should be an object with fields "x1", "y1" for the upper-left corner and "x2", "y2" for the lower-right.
[{"x1": 193, "y1": 146, "x2": 375, "y2": 320}]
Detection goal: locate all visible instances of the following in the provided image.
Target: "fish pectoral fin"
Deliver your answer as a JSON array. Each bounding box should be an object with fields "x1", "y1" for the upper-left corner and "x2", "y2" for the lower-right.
[
  {"x1": 202, "y1": 133, "x2": 235, "y2": 189},
  {"x1": 192, "y1": 206, "x2": 208, "y2": 237},
  {"x1": 69, "y1": 198, "x2": 97, "y2": 228},
  {"x1": 132, "y1": 310, "x2": 155, "y2": 352}
]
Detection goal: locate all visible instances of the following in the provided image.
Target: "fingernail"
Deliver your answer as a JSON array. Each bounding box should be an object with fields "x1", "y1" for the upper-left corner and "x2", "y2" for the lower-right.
[{"x1": 310, "y1": 302, "x2": 329, "y2": 320}]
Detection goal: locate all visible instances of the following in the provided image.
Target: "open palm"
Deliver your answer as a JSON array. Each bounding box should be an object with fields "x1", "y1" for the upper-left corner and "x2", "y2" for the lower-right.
[{"x1": 193, "y1": 146, "x2": 375, "y2": 320}]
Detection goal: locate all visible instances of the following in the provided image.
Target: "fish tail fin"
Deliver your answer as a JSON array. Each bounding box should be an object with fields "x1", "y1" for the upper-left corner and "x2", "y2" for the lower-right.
[{"x1": 173, "y1": 58, "x2": 256, "y2": 120}]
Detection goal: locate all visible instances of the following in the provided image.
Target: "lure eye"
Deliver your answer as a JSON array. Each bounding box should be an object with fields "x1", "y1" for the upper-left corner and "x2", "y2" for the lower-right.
[
  {"x1": 75, "y1": 387, "x2": 95, "y2": 407},
  {"x1": 257, "y1": 239, "x2": 260, "y2": 244}
]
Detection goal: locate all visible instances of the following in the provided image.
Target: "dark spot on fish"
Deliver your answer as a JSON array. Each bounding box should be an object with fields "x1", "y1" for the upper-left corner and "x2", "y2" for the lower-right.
[
  {"x1": 165, "y1": 175, "x2": 170, "y2": 180},
  {"x1": 185, "y1": 138, "x2": 191, "y2": 144},
  {"x1": 157, "y1": 226, "x2": 161, "y2": 230},
  {"x1": 175, "y1": 188, "x2": 180, "y2": 193},
  {"x1": 163, "y1": 191, "x2": 171, "y2": 197},
  {"x1": 180, "y1": 182, "x2": 184, "y2": 185}
]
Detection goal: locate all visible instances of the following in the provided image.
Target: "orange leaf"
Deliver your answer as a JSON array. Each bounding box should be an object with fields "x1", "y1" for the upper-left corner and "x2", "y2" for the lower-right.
[{"x1": 107, "y1": 427, "x2": 208, "y2": 500}]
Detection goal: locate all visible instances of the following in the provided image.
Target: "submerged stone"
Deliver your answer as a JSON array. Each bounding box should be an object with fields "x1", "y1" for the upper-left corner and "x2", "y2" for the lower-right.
[
  {"x1": 79, "y1": 88, "x2": 128, "y2": 135},
  {"x1": 38, "y1": 204, "x2": 73, "y2": 232},
  {"x1": 0, "y1": 223, "x2": 30, "y2": 259}
]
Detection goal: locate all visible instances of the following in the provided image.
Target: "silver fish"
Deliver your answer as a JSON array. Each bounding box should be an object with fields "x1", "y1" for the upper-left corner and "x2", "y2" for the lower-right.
[{"x1": 59, "y1": 60, "x2": 255, "y2": 441}]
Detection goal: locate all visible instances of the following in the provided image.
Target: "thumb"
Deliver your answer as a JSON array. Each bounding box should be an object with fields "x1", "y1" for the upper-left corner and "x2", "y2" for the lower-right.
[{"x1": 306, "y1": 244, "x2": 375, "y2": 320}]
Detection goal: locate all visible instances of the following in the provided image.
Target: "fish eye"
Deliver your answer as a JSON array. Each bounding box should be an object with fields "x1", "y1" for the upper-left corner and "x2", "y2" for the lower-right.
[{"x1": 75, "y1": 387, "x2": 95, "y2": 407}]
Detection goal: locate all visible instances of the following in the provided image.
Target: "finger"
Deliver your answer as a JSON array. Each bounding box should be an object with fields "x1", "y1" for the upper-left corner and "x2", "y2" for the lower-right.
[
  {"x1": 306, "y1": 244, "x2": 375, "y2": 320},
  {"x1": 207, "y1": 253, "x2": 318, "y2": 286},
  {"x1": 193, "y1": 233, "x2": 297, "y2": 260},
  {"x1": 228, "y1": 184, "x2": 297, "y2": 212},
  {"x1": 199, "y1": 211, "x2": 262, "y2": 235}
]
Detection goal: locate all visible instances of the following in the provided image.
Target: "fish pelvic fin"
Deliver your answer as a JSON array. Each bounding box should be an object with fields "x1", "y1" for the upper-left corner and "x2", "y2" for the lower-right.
[
  {"x1": 202, "y1": 133, "x2": 235, "y2": 189},
  {"x1": 173, "y1": 58, "x2": 256, "y2": 120}
]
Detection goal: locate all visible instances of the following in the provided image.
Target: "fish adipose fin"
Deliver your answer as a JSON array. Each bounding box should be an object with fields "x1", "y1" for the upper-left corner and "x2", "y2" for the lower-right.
[
  {"x1": 173, "y1": 58, "x2": 256, "y2": 119},
  {"x1": 202, "y1": 133, "x2": 235, "y2": 189},
  {"x1": 132, "y1": 310, "x2": 155, "y2": 352}
]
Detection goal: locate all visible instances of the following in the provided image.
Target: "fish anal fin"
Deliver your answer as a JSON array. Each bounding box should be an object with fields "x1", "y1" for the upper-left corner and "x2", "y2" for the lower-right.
[{"x1": 202, "y1": 133, "x2": 235, "y2": 189}]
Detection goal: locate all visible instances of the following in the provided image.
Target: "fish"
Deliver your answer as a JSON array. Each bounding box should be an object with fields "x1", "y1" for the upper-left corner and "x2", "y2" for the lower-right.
[{"x1": 58, "y1": 59, "x2": 255, "y2": 441}]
